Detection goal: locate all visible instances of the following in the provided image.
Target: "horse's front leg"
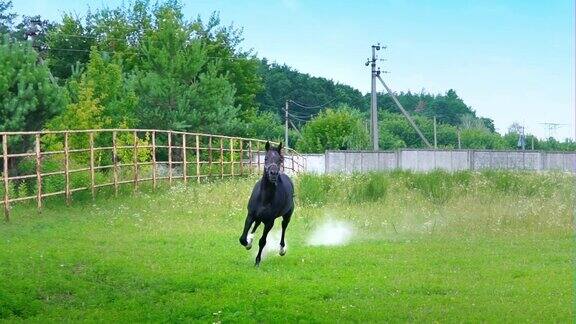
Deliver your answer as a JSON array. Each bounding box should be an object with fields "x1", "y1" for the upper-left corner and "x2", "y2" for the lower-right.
[
  {"x1": 255, "y1": 221, "x2": 274, "y2": 267},
  {"x1": 239, "y1": 213, "x2": 254, "y2": 249},
  {"x1": 279, "y1": 210, "x2": 292, "y2": 256}
]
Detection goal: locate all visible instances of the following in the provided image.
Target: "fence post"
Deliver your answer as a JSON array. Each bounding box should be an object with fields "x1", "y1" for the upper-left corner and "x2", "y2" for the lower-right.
[
  {"x1": 257, "y1": 142, "x2": 261, "y2": 173},
  {"x1": 230, "y1": 138, "x2": 234, "y2": 176},
  {"x1": 168, "y1": 131, "x2": 173, "y2": 186},
  {"x1": 208, "y1": 136, "x2": 213, "y2": 178},
  {"x1": 182, "y1": 133, "x2": 187, "y2": 185},
  {"x1": 220, "y1": 138, "x2": 224, "y2": 179},
  {"x1": 152, "y1": 131, "x2": 157, "y2": 189},
  {"x1": 64, "y1": 132, "x2": 71, "y2": 206},
  {"x1": 133, "y1": 131, "x2": 138, "y2": 193},
  {"x1": 239, "y1": 139, "x2": 243, "y2": 175},
  {"x1": 248, "y1": 141, "x2": 253, "y2": 175},
  {"x1": 112, "y1": 131, "x2": 119, "y2": 196},
  {"x1": 89, "y1": 132, "x2": 95, "y2": 200},
  {"x1": 3, "y1": 134, "x2": 9, "y2": 221},
  {"x1": 35, "y1": 134, "x2": 42, "y2": 212},
  {"x1": 195, "y1": 135, "x2": 200, "y2": 183}
]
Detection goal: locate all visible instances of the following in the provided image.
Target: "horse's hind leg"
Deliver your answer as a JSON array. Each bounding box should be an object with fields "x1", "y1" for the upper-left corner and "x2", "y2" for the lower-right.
[
  {"x1": 255, "y1": 221, "x2": 274, "y2": 266},
  {"x1": 279, "y1": 210, "x2": 292, "y2": 256}
]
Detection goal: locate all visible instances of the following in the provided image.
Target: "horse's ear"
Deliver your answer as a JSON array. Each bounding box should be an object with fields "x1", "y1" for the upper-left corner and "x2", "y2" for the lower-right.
[
  {"x1": 265, "y1": 141, "x2": 270, "y2": 151},
  {"x1": 277, "y1": 142, "x2": 283, "y2": 154}
]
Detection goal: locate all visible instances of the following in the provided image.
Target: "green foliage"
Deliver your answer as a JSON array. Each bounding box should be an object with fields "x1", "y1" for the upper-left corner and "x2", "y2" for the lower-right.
[
  {"x1": 257, "y1": 61, "x2": 367, "y2": 115},
  {"x1": 45, "y1": 48, "x2": 138, "y2": 162},
  {"x1": 460, "y1": 128, "x2": 506, "y2": 149},
  {"x1": 2, "y1": 0, "x2": 573, "y2": 154},
  {"x1": 0, "y1": 36, "x2": 66, "y2": 146},
  {"x1": 297, "y1": 107, "x2": 369, "y2": 153},
  {"x1": 379, "y1": 111, "x2": 459, "y2": 149},
  {"x1": 193, "y1": 12, "x2": 264, "y2": 117},
  {"x1": 243, "y1": 111, "x2": 284, "y2": 141},
  {"x1": 134, "y1": 5, "x2": 240, "y2": 134},
  {"x1": 46, "y1": 14, "x2": 94, "y2": 81}
]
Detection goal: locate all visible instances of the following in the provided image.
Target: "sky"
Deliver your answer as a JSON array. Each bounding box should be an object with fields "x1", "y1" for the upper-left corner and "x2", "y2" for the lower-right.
[{"x1": 11, "y1": 0, "x2": 576, "y2": 140}]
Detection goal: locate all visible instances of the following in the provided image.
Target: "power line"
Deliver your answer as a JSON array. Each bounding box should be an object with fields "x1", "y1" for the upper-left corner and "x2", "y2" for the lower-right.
[{"x1": 288, "y1": 98, "x2": 336, "y2": 109}]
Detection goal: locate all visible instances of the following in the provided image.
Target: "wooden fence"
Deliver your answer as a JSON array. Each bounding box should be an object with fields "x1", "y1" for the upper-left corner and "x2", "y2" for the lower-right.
[{"x1": 0, "y1": 129, "x2": 305, "y2": 221}]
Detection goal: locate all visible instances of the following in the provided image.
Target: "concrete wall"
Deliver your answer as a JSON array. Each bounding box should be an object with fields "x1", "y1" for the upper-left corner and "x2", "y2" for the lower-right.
[{"x1": 320, "y1": 150, "x2": 576, "y2": 173}]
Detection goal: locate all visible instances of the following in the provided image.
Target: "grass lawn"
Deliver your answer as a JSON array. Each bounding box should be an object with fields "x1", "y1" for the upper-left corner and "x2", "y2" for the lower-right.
[{"x1": 0, "y1": 172, "x2": 573, "y2": 322}]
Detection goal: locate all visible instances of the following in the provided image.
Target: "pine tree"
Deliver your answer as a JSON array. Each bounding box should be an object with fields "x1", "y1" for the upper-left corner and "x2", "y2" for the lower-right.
[{"x1": 0, "y1": 36, "x2": 66, "y2": 148}]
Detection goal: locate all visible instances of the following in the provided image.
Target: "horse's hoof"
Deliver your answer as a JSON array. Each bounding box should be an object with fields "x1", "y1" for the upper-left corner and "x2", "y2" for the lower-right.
[
  {"x1": 245, "y1": 234, "x2": 253, "y2": 250},
  {"x1": 279, "y1": 245, "x2": 287, "y2": 256}
]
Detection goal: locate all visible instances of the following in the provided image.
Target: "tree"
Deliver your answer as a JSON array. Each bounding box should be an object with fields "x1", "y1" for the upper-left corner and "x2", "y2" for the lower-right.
[
  {"x1": 134, "y1": 4, "x2": 241, "y2": 134},
  {"x1": 46, "y1": 14, "x2": 94, "y2": 81},
  {"x1": 47, "y1": 48, "x2": 137, "y2": 131},
  {"x1": 460, "y1": 129, "x2": 506, "y2": 149},
  {"x1": 296, "y1": 106, "x2": 369, "y2": 153},
  {"x1": 0, "y1": 36, "x2": 66, "y2": 146},
  {"x1": 0, "y1": 0, "x2": 15, "y2": 35},
  {"x1": 193, "y1": 12, "x2": 263, "y2": 119}
]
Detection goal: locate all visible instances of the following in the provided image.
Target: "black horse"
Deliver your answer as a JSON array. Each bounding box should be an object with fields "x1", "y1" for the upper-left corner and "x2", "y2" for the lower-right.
[{"x1": 239, "y1": 141, "x2": 294, "y2": 266}]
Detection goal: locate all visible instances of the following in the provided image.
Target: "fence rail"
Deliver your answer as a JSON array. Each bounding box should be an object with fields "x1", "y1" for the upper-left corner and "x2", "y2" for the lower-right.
[{"x1": 0, "y1": 129, "x2": 305, "y2": 221}]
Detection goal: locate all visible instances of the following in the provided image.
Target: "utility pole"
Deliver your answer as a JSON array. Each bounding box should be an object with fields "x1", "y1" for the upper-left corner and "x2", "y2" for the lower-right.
[
  {"x1": 366, "y1": 44, "x2": 381, "y2": 151},
  {"x1": 433, "y1": 116, "x2": 437, "y2": 149},
  {"x1": 285, "y1": 100, "x2": 289, "y2": 148},
  {"x1": 457, "y1": 128, "x2": 461, "y2": 149}
]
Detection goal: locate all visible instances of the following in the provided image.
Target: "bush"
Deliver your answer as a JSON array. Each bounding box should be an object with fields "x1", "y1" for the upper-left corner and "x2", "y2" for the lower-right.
[{"x1": 296, "y1": 106, "x2": 370, "y2": 153}]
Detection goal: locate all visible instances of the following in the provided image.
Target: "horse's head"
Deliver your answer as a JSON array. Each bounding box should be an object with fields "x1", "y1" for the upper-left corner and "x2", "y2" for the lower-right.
[{"x1": 264, "y1": 141, "x2": 283, "y2": 185}]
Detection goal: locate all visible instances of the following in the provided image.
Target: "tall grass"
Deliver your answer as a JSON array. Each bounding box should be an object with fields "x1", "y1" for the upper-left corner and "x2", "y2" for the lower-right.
[{"x1": 297, "y1": 170, "x2": 571, "y2": 207}]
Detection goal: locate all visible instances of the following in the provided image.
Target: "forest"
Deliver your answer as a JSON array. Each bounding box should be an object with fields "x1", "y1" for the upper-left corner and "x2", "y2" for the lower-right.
[{"x1": 1, "y1": 0, "x2": 574, "y2": 154}]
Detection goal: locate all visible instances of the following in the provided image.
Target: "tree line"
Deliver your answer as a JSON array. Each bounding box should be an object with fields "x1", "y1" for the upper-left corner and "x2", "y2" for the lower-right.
[{"x1": 1, "y1": 0, "x2": 574, "y2": 156}]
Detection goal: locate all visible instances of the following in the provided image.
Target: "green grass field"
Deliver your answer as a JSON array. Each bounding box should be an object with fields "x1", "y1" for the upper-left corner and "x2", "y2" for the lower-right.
[{"x1": 0, "y1": 171, "x2": 574, "y2": 322}]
